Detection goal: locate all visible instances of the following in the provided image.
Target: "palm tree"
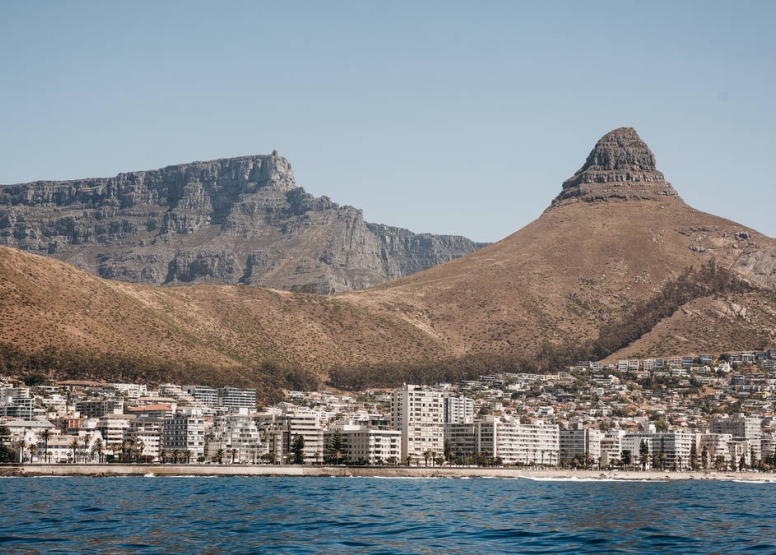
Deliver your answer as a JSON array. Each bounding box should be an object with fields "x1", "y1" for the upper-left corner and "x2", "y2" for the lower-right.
[
  {"x1": 29, "y1": 443, "x2": 38, "y2": 463},
  {"x1": 136, "y1": 439, "x2": 145, "y2": 463},
  {"x1": 37, "y1": 429, "x2": 52, "y2": 464},
  {"x1": 423, "y1": 450, "x2": 431, "y2": 467},
  {"x1": 185, "y1": 450, "x2": 193, "y2": 464},
  {"x1": 82, "y1": 434, "x2": 92, "y2": 463},
  {"x1": 70, "y1": 437, "x2": 80, "y2": 464},
  {"x1": 214, "y1": 448, "x2": 225, "y2": 464},
  {"x1": 92, "y1": 438, "x2": 104, "y2": 464},
  {"x1": 18, "y1": 440, "x2": 28, "y2": 463},
  {"x1": 172, "y1": 449, "x2": 181, "y2": 464},
  {"x1": 159, "y1": 449, "x2": 167, "y2": 464},
  {"x1": 231, "y1": 448, "x2": 238, "y2": 464}
]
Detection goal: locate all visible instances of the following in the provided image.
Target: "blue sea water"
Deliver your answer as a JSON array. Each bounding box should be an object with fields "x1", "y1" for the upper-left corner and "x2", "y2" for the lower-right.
[{"x1": 0, "y1": 476, "x2": 774, "y2": 554}]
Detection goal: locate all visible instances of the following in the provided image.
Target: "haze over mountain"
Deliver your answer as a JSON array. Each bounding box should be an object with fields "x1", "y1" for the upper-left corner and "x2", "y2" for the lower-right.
[
  {"x1": 0, "y1": 152, "x2": 487, "y2": 293},
  {"x1": 1, "y1": 128, "x2": 775, "y2": 396}
]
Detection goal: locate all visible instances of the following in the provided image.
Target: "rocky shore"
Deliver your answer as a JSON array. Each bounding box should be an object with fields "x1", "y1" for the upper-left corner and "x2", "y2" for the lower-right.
[{"x1": 4, "y1": 464, "x2": 775, "y2": 481}]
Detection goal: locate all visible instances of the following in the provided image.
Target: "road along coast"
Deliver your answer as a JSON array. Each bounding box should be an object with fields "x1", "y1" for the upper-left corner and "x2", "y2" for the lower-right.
[{"x1": 3, "y1": 465, "x2": 775, "y2": 481}]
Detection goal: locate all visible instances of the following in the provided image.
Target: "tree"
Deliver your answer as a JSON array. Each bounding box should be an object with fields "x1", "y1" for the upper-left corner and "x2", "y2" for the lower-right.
[
  {"x1": 70, "y1": 437, "x2": 80, "y2": 464},
  {"x1": 621, "y1": 450, "x2": 632, "y2": 470},
  {"x1": 172, "y1": 449, "x2": 181, "y2": 464},
  {"x1": 690, "y1": 443, "x2": 699, "y2": 471},
  {"x1": 261, "y1": 452, "x2": 276, "y2": 465},
  {"x1": 739, "y1": 453, "x2": 747, "y2": 471},
  {"x1": 714, "y1": 455, "x2": 726, "y2": 471},
  {"x1": 326, "y1": 432, "x2": 343, "y2": 465},
  {"x1": 639, "y1": 440, "x2": 649, "y2": 471},
  {"x1": 423, "y1": 450, "x2": 431, "y2": 467},
  {"x1": 37, "y1": 429, "x2": 52, "y2": 464},
  {"x1": 185, "y1": 450, "x2": 193, "y2": 464},
  {"x1": 291, "y1": 435, "x2": 305, "y2": 465},
  {"x1": 92, "y1": 438, "x2": 104, "y2": 464},
  {"x1": 701, "y1": 445, "x2": 709, "y2": 470},
  {"x1": 214, "y1": 448, "x2": 225, "y2": 464},
  {"x1": 231, "y1": 448, "x2": 238, "y2": 464},
  {"x1": 654, "y1": 419, "x2": 669, "y2": 433}
]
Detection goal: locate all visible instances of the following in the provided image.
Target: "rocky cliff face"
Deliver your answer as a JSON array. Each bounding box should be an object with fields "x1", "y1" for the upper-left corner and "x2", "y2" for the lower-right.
[
  {"x1": 549, "y1": 127, "x2": 679, "y2": 208},
  {"x1": 0, "y1": 153, "x2": 488, "y2": 293}
]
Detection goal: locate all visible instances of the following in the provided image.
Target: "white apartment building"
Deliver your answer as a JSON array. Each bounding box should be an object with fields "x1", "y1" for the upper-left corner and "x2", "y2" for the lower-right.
[
  {"x1": 96, "y1": 415, "x2": 132, "y2": 450},
  {"x1": 599, "y1": 430, "x2": 625, "y2": 468},
  {"x1": 0, "y1": 387, "x2": 34, "y2": 420},
  {"x1": 111, "y1": 383, "x2": 148, "y2": 399},
  {"x1": 699, "y1": 433, "x2": 733, "y2": 465},
  {"x1": 477, "y1": 416, "x2": 559, "y2": 466},
  {"x1": 127, "y1": 417, "x2": 163, "y2": 462},
  {"x1": 710, "y1": 413, "x2": 762, "y2": 460},
  {"x1": 621, "y1": 432, "x2": 696, "y2": 469},
  {"x1": 184, "y1": 385, "x2": 218, "y2": 407},
  {"x1": 444, "y1": 396, "x2": 474, "y2": 424},
  {"x1": 255, "y1": 408, "x2": 324, "y2": 464},
  {"x1": 325, "y1": 421, "x2": 401, "y2": 465},
  {"x1": 207, "y1": 413, "x2": 266, "y2": 463},
  {"x1": 217, "y1": 387, "x2": 257, "y2": 411},
  {"x1": 391, "y1": 384, "x2": 445, "y2": 462},
  {"x1": 162, "y1": 408, "x2": 206, "y2": 459}
]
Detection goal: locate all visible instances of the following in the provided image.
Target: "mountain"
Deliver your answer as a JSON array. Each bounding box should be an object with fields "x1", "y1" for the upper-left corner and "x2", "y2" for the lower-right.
[
  {"x1": 349, "y1": 127, "x2": 776, "y2": 361},
  {"x1": 0, "y1": 152, "x2": 487, "y2": 293},
  {"x1": 1, "y1": 128, "x2": 775, "y2": 394}
]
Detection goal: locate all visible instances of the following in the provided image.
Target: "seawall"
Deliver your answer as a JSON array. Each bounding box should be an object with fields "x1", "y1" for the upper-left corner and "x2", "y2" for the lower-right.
[{"x1": 4, "y1": 464, "x2": 775, "y2": 481}]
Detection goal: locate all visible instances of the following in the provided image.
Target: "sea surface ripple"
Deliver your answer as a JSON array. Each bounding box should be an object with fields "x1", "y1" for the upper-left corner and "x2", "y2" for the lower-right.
[{"x1": 0, "y1": 476, "x2": 774, "y2": 554}]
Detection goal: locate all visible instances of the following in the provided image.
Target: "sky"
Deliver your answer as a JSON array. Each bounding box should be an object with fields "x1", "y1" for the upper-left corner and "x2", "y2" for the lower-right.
[{"x1": 1, "y1": 0, "x2": 774, "y2": 243}]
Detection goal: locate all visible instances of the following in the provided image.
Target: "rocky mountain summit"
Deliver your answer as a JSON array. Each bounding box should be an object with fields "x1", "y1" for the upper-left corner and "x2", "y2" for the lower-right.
[
  {"x1": 0, "y1": 153, "x2": 487, "y2": 292},
  {"x1": 549, "y1": 127, "x2": 678, "y2": 208}
]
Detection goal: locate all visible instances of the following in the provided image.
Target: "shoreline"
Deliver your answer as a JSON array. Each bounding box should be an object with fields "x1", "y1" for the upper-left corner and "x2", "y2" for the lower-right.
[{"x1": 3, "y1": 464, "x2": 775, "y2": 481}]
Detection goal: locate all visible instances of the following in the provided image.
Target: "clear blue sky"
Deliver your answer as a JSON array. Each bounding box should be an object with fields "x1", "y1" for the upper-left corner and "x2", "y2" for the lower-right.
[{"x1": 1, "y1": 1, "x2": 774, "y2": 243}]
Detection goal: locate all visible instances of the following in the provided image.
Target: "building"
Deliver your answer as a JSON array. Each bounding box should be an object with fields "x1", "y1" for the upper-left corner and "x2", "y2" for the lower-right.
[
  {"x1": 325, "y1": 421, "x2": 401, "y2": 465},
  {"x1": 477, "y1": 416, "x2": 559, "y2": 466},
  {"x1": 76, "y1": 399, "x2": 124, "y2": 419},
  {"x1": 710, "y1": 413, "x2": 762, "y2": 460},
  {"x1": 184, "y1": 385, "x2": 218, "y2": 407},
  {"x1": 255, "y1": 407, "x2": 324, "y2": 464},
  {"x1": 444, "y1": 396, "x2": 474, "y2": 424},
  {"x1": 207, "y1": 413, "x2": 266, "y2": 463},
  {"x1": 0, "y1": 387, "x2": 34, "y2": 420},
  {"x1": 162, "y1": 408, "x2": 206, "y2": 459},
  {"x1": 217, "y1": 387, "x2": 257, "y2": 411},
  {"x1": 559, "y1": 423, "x2": 602, "y2": 465},
  {"x1": 621, "y1": 432, "x2": 696, "y2": 470},
  {"x1": 390, "y1": 384, "x2": 445, "y2": 463}
]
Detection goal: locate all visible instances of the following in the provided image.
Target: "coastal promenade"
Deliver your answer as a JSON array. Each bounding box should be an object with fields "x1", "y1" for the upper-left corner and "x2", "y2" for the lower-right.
[{"x1": 4, "y1": 464, "x2": 775, "y2": 481}]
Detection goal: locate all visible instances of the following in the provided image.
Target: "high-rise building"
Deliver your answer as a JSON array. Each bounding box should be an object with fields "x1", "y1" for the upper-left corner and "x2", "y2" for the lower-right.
[
  {"x1": 390, "y1": 384, "x2": 445, "y2": 462},
  {"x1": 559, "y1": 422, "x2": 603, "y2": 465},
  {"x1": 444, "y1": 396, "x2": 474, "y2": 424},
  {"x1": 162, "y1": 408, "x2": 206, "y2": 459}
]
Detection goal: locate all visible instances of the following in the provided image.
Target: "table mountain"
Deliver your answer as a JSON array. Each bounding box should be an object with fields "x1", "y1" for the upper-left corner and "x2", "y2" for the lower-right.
[{"x1": 0, "y1": 152, "x2": 487, "y2": 293}]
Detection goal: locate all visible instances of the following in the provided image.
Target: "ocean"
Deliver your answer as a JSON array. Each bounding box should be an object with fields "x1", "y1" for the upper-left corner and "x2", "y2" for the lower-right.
[{"x1": 0, "y1": 476, "x2": 773, "y2": 554}]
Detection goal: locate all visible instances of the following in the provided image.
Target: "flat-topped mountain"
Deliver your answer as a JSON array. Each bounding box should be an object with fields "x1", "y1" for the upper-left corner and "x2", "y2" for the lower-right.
[
  {"x1": 1, "y1": 128, "x2": 775, "y2": 395},
  {"x1": 0, "y1": 153, "x2": 487, "y2": 293}
]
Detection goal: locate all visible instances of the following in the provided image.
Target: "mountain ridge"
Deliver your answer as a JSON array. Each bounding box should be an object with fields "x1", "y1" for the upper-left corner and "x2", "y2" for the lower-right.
[{"x1": 0, "y1": 152, "x2": 487, "y2": 293}]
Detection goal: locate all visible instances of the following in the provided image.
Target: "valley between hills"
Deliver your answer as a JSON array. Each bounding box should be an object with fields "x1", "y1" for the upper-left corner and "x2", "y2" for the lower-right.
[{"x1": 2, "y1": 128, "x2": 776, "y2": 399}]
